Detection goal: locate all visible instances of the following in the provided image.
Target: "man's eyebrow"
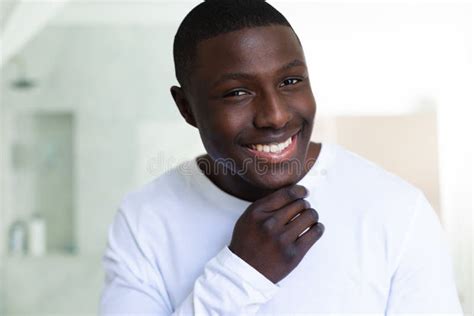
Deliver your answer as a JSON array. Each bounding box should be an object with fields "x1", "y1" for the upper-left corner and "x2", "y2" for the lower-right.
[
  {"x1": 212, "y1": 73, "x2": 254, "y2": 87},
  {"x1": 211, "y1": 59, "x2": 307, "y2": 87},
  {"x1": 280, "y1": 59, "x2": 306, "y2": 72}
]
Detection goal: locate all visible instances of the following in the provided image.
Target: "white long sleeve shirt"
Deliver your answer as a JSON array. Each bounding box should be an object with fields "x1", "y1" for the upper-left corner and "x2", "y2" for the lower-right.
[{"x1": 100, "y1": 142, "x2": 463, "y2": 315}]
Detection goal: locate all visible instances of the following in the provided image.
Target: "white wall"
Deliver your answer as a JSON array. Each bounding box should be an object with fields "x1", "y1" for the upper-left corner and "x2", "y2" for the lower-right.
[
  {"x1": 437, "y1": 78, "x2": 473, "y2": 312},
  {"x1": 1, "y1": 24, "x2": 187, "y2": 255},
  {"x1": 0, "y1": 25, "x2": 189, "y2": 314}
]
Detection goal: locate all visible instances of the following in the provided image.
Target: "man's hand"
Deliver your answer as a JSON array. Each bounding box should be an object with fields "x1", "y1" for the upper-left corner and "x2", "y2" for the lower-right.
[{"x1": 228, "y1": 185, "x2": 325, "y2": 284}]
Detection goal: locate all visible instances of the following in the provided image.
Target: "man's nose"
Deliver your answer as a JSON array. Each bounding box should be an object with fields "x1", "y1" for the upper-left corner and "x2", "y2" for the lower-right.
[{"x1": 253, "y1": 91, "x2": 292, "y2": 129}]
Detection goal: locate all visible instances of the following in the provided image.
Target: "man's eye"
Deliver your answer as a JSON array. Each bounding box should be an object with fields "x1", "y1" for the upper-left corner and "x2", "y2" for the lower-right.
[
  {"x1": 280, "y1": 78, "x2": 301, "y2": 87},
  {"x1": 224, "y1": 90, "x2": 248, "y2": 98}
]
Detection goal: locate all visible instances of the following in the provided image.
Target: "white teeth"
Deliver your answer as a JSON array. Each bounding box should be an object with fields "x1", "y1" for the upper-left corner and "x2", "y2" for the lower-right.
[{"x1": 249, "y1": 136, "x2": 293, "y2": 154}]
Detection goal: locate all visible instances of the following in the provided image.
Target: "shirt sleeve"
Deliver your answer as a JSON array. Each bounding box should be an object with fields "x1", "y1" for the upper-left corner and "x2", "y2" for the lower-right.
[
  {"x1": 99, "y1": 207, "x2": 279, "y2": 316},
  {"x1": 385, "y1": 192, "x2": 464, "y2": 315}
]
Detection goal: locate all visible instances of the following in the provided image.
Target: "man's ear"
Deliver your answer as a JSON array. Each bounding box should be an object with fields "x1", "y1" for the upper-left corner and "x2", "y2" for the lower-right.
[{"x1": 170, "y1": 86, "x2": 197, "y2": 128}]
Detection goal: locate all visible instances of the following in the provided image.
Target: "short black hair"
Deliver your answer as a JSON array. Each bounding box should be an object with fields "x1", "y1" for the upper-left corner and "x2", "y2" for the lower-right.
[{"x1": 173, "y1": 0, "x2": 296, "y2": 88}]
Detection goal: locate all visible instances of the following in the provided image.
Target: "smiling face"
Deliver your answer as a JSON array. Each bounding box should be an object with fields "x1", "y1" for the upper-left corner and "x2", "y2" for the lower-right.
[{"x1": 172, "y1": 25, "x2": 317, "y2": 195}]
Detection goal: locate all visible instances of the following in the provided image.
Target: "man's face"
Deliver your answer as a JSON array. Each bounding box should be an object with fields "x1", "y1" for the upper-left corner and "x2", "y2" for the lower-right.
[{"x1": 182, "y1": 25, "x2": 316, "y2": 190}]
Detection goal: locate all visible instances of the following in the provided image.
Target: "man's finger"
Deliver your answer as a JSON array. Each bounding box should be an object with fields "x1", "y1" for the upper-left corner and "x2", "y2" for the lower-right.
[
  {"x1": 295, "y1": 222, "x2": 325, "y2": 252},
  {"x1": 282, "y1": 208, "x2": 319, "y2": 241},
  {"x1": 271, "y1": 199, "x2": 311, "y2": 226},
  {"x1": 251, "y1": 185, "x2": 308, "y2": 213}
]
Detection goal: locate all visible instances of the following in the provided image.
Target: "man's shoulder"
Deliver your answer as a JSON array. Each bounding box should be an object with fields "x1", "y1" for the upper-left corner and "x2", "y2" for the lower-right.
[
  {"x1": 332, "y1": 143, "x2": 420, "y2": 194},
  {"x1": 326, "y1": 143, "x2": 423, "y2": 215},
  {"x1": 119, "y1": 159, "x2": 198, "y2": 214}
]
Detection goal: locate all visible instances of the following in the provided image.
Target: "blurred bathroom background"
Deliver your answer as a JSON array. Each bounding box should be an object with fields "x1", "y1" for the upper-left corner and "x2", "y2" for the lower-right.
[{"x1": 0, "y1": 0, "x2": 472, "y2": 315}]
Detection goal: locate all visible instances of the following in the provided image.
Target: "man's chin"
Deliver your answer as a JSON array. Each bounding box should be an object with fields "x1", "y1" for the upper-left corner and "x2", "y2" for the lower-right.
[{"x1": 244, "y1": 172, "x2": 299, "y2": 192}]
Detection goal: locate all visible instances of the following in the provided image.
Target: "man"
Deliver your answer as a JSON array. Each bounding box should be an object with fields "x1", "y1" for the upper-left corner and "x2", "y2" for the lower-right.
[{"x1": 100, "y1": 0, "x2": 463, "y2": 315}]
